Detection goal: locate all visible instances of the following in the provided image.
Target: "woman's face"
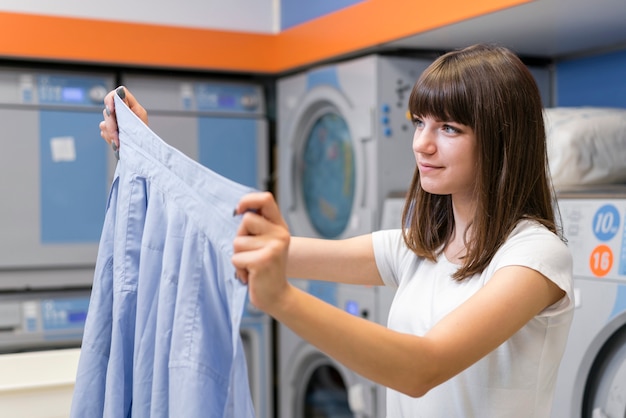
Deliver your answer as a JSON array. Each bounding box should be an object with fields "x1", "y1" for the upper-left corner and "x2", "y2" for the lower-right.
[{"x1": 411, "y1": 114, "x2": 478, "y2": 201}]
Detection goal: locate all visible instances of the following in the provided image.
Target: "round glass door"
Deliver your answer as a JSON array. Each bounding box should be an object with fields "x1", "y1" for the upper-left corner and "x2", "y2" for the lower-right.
[
  {"x1": 583, "y1": 324, "x2": 626, "y2": 417},
  {"x1": 301, "y1": 112, "x2": 355, "y2": 239},
  {"x1": 304, "y1": 364, "x2": 354, "y2": 418}
]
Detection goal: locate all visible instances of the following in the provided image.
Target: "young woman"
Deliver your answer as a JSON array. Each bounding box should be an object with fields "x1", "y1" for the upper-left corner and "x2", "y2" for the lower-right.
[{"x1": 101, "y1": 43, "x2": 573, "y2": 417}]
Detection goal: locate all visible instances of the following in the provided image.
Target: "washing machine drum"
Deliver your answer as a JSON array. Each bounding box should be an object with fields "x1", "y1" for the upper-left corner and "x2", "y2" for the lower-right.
[
  {"x1": 300, "y1": 112, "x2": 355, "y2": 239},
  {"x1": 304, "y1": 364, "x2": 355, "y2": 418},
  {"x1": 288, "y1": 344, "x2": 375, "y2": 418}
]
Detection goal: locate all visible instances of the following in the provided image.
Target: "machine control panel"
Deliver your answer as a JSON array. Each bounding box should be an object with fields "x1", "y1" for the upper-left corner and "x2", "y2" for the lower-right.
[
  {"x1": 193, "y1": 82, "x2": 261, "y2": 112},
  {"x1": 1, "y1": 71, "x2": 112, "y2": 107},
  {"x1": 35, "y1": 75, "x2": 109, "y2": 106},
  {"x1": 120, "y1": 75, "x2": 265, "y2": 116},
  {"x1": 0, "y1": 290, "x2": 90, "y2": 352},
  {"x1": 559, "y1": 194, "x2": 626, "y2": 281}
]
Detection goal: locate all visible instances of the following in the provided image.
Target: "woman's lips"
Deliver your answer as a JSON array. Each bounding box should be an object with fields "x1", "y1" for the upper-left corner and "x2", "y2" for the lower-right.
[{"x1": 418, "y1": 162, "x2": 441, "y2": 173}]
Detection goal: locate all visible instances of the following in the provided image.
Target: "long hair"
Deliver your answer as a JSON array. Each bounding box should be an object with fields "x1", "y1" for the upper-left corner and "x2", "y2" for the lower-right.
[{"x1": 401, "y1": 43, "x2": 559, "y2": 280}]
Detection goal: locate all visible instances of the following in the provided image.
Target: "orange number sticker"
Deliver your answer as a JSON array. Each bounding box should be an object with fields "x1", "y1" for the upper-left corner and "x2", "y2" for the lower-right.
[{"x1": 589, "y1": 244, "x2": 613, "y2": 277}]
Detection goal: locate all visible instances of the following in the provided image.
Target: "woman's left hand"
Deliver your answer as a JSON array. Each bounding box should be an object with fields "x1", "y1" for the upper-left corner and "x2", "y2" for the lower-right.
[{"x1": 99, "y1": 86, "x2": 148, "y2": 149}]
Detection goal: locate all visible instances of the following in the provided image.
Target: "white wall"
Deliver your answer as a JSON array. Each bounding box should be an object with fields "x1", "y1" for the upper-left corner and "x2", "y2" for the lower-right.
[{"x1": 0, "y1": 0, "x2": 277, "y2": 33}]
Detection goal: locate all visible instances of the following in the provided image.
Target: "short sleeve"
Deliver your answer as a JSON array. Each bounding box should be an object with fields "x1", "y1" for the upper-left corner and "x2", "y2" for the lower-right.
[
  {"x1": 492, "y1": 221, "x2": 574, "y2": 316},
  {"x1": 372, "y1": 229, "x2": 407, "y2": 288}
]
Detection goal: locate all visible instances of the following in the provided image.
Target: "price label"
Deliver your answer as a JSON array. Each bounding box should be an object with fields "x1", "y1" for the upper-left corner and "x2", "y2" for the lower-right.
[
  {"x1": 589, "y1": 244, "x2": 613, "y2": 277},
  {"x1": 592, "y1": 204, "x2": 620, "y2": 241}
]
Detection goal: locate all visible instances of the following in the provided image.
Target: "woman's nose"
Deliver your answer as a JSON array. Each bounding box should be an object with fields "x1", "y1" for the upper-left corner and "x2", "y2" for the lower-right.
[{"x1": 413, "y1": 128, "x2": 435, "y2": 154}]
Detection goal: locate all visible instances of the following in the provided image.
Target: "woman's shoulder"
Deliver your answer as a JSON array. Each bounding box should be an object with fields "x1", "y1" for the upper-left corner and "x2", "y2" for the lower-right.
[
  {"x1": 373, "y1": 228, "x2": 425, "y2": 257},
  {"x1": 494, "y1": 219, "x2": 572, "y2": 281},
  {"x1": 498, "y1": 219, "x2": 571, "y2": 262},
  {"x1": 372, "y1": 228, "x2": 404, "y2": 242},
  {"x1": 372, "y1": 229, "x2": 408, "y2": 255},
  {"x1": 507, "y1": 219, "x2": 567, "y2": 248}
]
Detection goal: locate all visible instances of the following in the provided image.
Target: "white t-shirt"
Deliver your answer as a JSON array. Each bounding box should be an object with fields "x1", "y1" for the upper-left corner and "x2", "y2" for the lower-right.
[{"x1": 372, "y1": 220, "x2": 574, "y2": 418}]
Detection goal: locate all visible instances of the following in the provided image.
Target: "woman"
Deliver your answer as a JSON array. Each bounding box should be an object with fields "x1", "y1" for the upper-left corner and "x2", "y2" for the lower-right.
[{"x1": 101, "y1": 43, "x2": 573, "y2": 417}]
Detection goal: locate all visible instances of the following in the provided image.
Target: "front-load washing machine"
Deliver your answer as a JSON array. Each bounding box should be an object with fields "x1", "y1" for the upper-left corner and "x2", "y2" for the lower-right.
[
  {"x1": 552, "y1": 186, "x2": 626, "y2": 417},
  {"x1": 277, "y1": 54, "x2": 432, "y2": 418},
  {"x1": 277, "y1": 54, "x2": 432, "y2": 239},
  {"x1": 279, "y1": 280, "x2": 380, "y2": 418}
]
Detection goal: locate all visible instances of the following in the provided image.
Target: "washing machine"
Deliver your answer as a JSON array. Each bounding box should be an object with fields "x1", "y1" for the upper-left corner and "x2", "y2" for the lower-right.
[
  {"x1": 277, "y1": 54, "x2": 432, "y2": 239},
  {"x1": 279, "y1": 279, "x2": 380, "y2": 418},
  {"x1": 0, "y1": 67, "x2": 116, "y2": 354},
  {"x1": 552, "y1": 186, "x2": 626, "y2": 418},
  {"x1": 0, "y1": 67, "x2": 115, "y2": 287},
  {"x1": 277, "y1": 54, "x2": 432, "y2": 418}
]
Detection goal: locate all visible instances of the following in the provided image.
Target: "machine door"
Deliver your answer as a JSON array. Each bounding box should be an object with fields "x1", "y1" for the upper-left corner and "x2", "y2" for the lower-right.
[
  {"x1": 303, "y1": 357, "x2": 353, "y2": 418},
  {"x1": 583, "y1": 319, "x2": 626, "y2": 417},
  {"x1": 280, "y1": 284, "x2": 379, "y2": 418},
  {"x1": 282, "y1": 87, "x2": 373, "y2": 240},
  {"x1": 300, "y1": 110, "x2": 355, "y2": 239},
  {"x1": 293, "y1": 348, "x2": 374, "y2": 418}
]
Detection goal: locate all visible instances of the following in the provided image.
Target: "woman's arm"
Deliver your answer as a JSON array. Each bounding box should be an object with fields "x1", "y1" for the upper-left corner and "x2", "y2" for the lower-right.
[
  {"x1": 287, "y1": 235, "x2": 384, "y2": 285},
  {"x1": 268, "y1": 263, "x2": 565, "y2": 397},
  {"x1": 232, "y1": 191, "x2": 566, "y2": 397}
]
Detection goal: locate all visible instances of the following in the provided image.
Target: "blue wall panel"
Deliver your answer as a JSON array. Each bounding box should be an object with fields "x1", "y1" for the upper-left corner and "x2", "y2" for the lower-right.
[
  {"x1": 198, "y1": 117, "x2": 258, "y2": 189},
  {"x1": 281, "y1": 0, "x2": 365, "y2": 30},
  {"x1": 40, "y1": 110, "x2": 109, "y2": 243},
  {"x1": 556, "y1": 48, "x2": 626, "y2": 108}
]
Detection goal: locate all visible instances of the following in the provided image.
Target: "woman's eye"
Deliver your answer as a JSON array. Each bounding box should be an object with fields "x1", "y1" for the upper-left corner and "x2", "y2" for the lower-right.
[
  {"x1": 443, "y1": 124, "x2": 460, "y2": 134},
  {"x1": 412, "y1": 118, "x2": 424, "y2": 128}
]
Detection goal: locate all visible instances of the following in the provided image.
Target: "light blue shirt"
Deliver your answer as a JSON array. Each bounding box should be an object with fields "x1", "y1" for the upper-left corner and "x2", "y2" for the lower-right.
[{"x1": 71, "y1": 95, "x2": 256, "y2": 417}]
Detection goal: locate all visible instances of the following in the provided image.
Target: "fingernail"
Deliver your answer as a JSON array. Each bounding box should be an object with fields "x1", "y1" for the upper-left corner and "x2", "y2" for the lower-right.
[
  {"x1": 112, "y1": 141, "x2": 120, "y2": 160},
  {"x1": 105, "y1": 106, "x2": 111, "y2": 117},
  {"x1": 116, "y1": 86, "x2": 126, "y2": 99},
  {"x1": 233, "y1": 208, "x2": 257, "y2": 217}
]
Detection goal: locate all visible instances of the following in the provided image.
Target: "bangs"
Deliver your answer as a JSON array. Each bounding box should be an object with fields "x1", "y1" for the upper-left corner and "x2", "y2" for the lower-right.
[{"x1": 408, "y1": 63, "x2": 474, "y2": 127}]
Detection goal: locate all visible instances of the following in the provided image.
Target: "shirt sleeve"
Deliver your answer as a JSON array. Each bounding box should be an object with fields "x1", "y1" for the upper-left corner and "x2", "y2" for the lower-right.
[
  {"x1": 372, "y1": 229, "x2": 405, "y2": 288},
  {"x1": 492, "y1": 221, "x2": 574, "y2": 317}
]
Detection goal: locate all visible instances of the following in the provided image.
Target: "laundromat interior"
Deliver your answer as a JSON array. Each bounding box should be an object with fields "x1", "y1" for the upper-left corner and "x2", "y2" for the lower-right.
[{"x1": 1, "y1": 0, "x2": 626, "y2": 417}]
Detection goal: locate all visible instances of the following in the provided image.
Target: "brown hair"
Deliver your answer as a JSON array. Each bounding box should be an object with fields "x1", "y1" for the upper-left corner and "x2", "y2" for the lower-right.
[{"x1": 401, "y1": 43, "x2": 559, "y2": 280}]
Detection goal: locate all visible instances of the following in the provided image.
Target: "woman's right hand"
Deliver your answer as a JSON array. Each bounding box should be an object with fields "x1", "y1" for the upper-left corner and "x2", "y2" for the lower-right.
[
  {"x1": 232, "y1": 192, "x2": 292, "y2": 314},
  {"x1": 99, "y1": 86, "x2": 149, "y2": 148}
]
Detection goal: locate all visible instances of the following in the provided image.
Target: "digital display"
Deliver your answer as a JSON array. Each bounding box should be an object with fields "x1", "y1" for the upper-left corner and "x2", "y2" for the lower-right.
[
  {"x1": 68, "y1": 311, "x2": 88, "y2": 323},
  {"x1": 345, "y1": 300, "x2": 359, "y2": 315},
  {"x1": 218, "y1": 94, "x2": 236, "y2": 108},
  {"x1": 41, "y1": 297, "x2": 90, "y2": 330},
  {"x1": 62, "y1": 87, "x2": 84, "y2": 103}
]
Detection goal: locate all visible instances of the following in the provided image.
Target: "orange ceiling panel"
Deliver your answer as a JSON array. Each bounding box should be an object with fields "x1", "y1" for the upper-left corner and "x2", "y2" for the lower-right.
[{"x1": 0, "y1": 0, "x2": 532, "y2": 73}]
